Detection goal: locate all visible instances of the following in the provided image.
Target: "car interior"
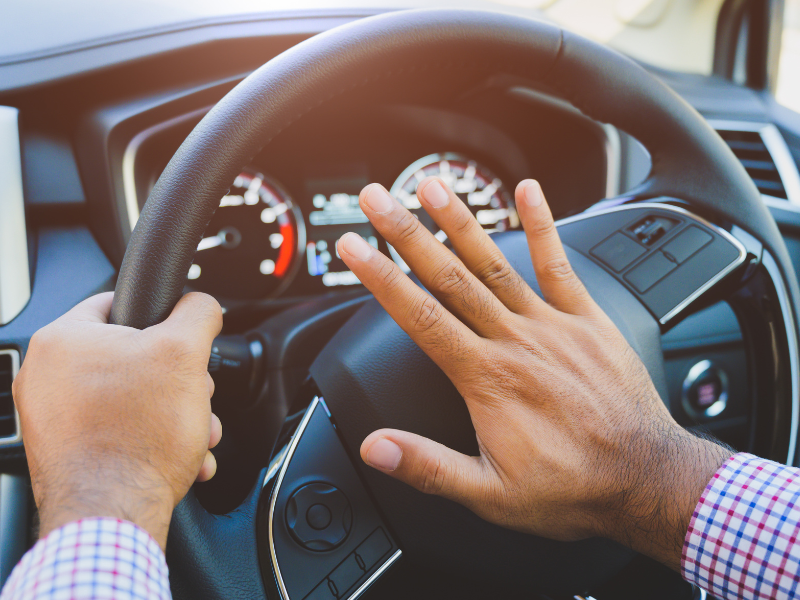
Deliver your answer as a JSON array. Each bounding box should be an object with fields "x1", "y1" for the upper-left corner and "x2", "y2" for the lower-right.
[{"x1": 1, "y1": 1, "x2": 800, "y2": 599}]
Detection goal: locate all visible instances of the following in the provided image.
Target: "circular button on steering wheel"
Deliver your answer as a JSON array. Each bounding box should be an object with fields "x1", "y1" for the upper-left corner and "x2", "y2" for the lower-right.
[{"x1": 285, "y1": 483, "x2": 353, "y2": 551}]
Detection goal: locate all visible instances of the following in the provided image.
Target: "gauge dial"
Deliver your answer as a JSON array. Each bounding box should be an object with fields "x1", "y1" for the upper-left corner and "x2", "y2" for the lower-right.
[
  {"x1": 188, "y1": 171, "x2": 305, "y2": 300},
  {"x1": 389, "y1": 153, "x2": 518, "y2": 270}
]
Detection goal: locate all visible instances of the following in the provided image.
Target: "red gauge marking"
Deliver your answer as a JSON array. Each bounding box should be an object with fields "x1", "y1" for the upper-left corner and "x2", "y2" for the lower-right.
[{"x1": 274, "y1": 221, "x2": 295, "y2": 277}]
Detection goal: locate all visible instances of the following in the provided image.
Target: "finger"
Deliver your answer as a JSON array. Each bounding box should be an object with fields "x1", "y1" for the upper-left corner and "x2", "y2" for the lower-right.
[
  {"x1": 158, "y1": 292, "x2": 223, "y2": 351},
  {"x1": 359, "y1": 183, "x2": 509, "y2": 336},
  {"x1": 207, "y1": 373, "x2": 215, "y2": 398},
  {"x1": 196, "y1": 451, "x2": 217, "y2": 482},
  {"x1": 361, "y1": 429, "x2": 497, "y2": 509},
  {"x1": 209, "y1": 413, "x2": 222, "y2": 450},
  {"x1": 515, "y1": 180, "x2": 594, "y2": 315},
  {"x1": 63, "y1": 292, "x2": 116, "y2": 324},
  {"x1": 337, "y1": 232, "x2": 481, "y2": 373},
  {"x1": 415, "y1": 177, "x2": 543, "y2": 316}
]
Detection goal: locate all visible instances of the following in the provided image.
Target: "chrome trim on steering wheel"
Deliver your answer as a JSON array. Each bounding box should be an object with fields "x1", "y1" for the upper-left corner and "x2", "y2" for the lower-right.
[
  {"x1": 267, "y1": 397, "x2": 403, "y2": 600},
  {"x1": 556, "y1": 202, "x2": 748, "y2": 325},
  {"x1": 761, "y1": 250, "x2": 800, "y2": 466}
]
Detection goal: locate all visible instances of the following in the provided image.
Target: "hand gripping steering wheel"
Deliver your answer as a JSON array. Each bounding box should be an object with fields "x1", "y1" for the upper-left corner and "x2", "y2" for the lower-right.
[{"x1": 110, "y1": 8, "x2": 800, "y2": 599}]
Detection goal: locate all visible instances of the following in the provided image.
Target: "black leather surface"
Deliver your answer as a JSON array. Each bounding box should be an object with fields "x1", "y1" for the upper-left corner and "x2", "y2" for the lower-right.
[
  {"x1": 166, "y1": 475, "x2": 268, "y2": 600},
  {"x1": 310, "y1": 234, "x2": 666, "y2": 594}
]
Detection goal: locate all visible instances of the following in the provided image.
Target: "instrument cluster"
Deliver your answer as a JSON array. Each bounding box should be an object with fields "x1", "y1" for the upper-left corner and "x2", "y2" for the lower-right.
[{"x1": 187, "y1": 153, "x2": 520, "y2": 303}]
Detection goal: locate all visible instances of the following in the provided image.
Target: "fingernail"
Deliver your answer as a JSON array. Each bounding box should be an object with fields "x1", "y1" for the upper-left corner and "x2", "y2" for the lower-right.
[
  {"x1": 363, "y1": 184, "x2": 394, "y2": 214},
  {"x1": 340, "y1": 233, "x2": 373, "y2": 261},
  {"x1": 366, "y1": 438, "x2": 402, "y2": 471},
  {"x1": 422, "y1": 180, "x2": 450, "y2": 209},
  {"x1": 524, "y1": 181, "x2": 543, "y2": 207}
]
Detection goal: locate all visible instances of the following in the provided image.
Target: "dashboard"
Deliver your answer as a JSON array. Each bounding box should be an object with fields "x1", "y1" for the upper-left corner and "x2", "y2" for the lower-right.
[
  {"x1": 185, "y1": 153, "x2": 517, "y2": 300},
  {"x1": 122, "y1": 88, "x2": 613, "y2": 312}
]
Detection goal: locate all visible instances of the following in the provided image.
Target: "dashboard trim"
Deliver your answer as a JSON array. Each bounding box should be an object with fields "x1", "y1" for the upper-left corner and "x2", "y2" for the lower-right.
[
  {"x1": 0, "y1": 107, "x2": 31, "y2": 327},
  {"x1": 122, "y1": 106, "x2": 211, "y2": 232},
  {"x1": 0, "y1": 349, "x2": 22, "y2": 447}
]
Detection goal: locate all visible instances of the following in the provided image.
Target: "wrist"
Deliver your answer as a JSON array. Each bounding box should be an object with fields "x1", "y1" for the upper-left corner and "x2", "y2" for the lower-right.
[
  {"x1": 34, "y1": 463, "x2": 175, "y2": 550},
  {"x1": 593, "y1": 421, "x2": 733, "y2": 570}
]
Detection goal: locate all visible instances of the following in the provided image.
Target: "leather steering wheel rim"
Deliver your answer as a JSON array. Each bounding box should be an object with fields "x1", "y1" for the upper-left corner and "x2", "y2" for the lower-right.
[
  {"x1": 110, "y1": 8, "x2": 799, "y2": 331},
  {"x1": 109, "y1": 7, "x2": 800, "y2": 598}
]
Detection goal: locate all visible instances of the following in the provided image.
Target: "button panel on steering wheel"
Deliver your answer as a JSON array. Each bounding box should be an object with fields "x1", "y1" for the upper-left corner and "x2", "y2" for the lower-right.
[{"x1": 259, "y1": 398, "x2": 402, "y2": 600}]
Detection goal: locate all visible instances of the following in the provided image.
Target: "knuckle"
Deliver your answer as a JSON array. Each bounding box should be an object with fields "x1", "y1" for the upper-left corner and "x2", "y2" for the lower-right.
[
  {"x1": 418, "y1": 456, "x2": 447, "y2": 495},
  {"x1": 451, "y1": 210, "x2": 475, "y2": 237},
  {"x1": 376, "y1": 260, "x2": 402, "y2": 290},
  {"x1": 432, "y1": 262, "x2": 472, "y2": 299},
  {"x1": 408, "y1": 296, "x2": 445, "y2": 334},
  {"x1": 393, "y1": 211, "x2": 424, "y2": 245},
  {"x1": 540, "y1": 256, "x2": 577, "y2": 284},
  {"x1": 528, "y1": 216, "x2": 557, "y2": 238},
  {"x1": 476, "y1": 254, "x2": 514, "y2": 288}
]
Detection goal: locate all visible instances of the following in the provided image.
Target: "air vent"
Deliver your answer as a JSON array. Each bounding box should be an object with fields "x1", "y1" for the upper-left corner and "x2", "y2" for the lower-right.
[
  {"x1": 710, "y1": 121, "x2": 800, "y2": 205},
  {"x1": 0, "y1": 350, "x2": 20, "y2": 444},
  {"x1": 718, "y1": 129, "x2": 787, "y2": 198}
]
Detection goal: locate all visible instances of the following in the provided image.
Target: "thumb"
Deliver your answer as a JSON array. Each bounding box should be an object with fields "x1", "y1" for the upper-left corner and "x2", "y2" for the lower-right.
[
  {"x1": 156, "y1": 292, "x2": 223, "y2": 350},
  {"x1": 360, "y1": 429, "x2": 493, "y2": 507},
  {"x1": 64, "y1": 292, "x2": 115, "y2": 324}
]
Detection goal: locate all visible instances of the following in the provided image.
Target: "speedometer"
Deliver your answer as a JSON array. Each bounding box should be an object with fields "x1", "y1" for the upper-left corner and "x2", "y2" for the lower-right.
[
  {"x1": 188, "y1": 171, "x2": 305, "y2": 300},
  {"x1": 389, "y1": 153, "x2": 518, "y2": 269}
]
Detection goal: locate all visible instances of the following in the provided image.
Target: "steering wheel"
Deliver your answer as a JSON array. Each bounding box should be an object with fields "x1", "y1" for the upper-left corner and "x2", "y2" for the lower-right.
[{"x1": 109, "y1": 8, "x2": 800, "y2": 599}]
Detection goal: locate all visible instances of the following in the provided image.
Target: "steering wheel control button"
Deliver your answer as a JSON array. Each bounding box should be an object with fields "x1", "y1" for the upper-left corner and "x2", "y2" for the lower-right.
[
  {"x1": 682, "y1": 360, "x2": 729, "y2": 419},
  {"x1": 302, "y1": 529, "x2": 394, "y2": 600},
  {"x1": 624, "y1": 251, "x2": 677, "y2": 293},
  {"x1": 307, "y1": 504, "x2": 332, "y2": 530},
  {"x1": 628, "y1": 215, "x2": 678, "y2": 246},
  {"x1": 590, "y1": 232, "x2": 646, "y2": 272},
  {"x1": 660, "y1": 226, "x2": 713, "y2": 264},
  {"x1": 329, "y1": 554, "x2": 363, "y2": 598},
  {"x1": 354, "y1": 528, "x2": 392, "y2": 571},
  {"x1": 286, "y1": 483, "x2": 353, "y2": 551}
]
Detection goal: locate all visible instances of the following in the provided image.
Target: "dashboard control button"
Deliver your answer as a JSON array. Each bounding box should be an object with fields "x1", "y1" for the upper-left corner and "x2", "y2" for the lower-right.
[
  {"x1": 661, "y1": 226, "x2": 713, "y2": 264},
  {"x1": 682, "y1": 360, "x2": 728, "y2": 419},
  {"x1": 286, "y1": 483, "x2": 353, "y2": 551},
  {"x1": 590, "y1": 232, "x2": 646, "y2": 272},
  {"x1": 624, "y1": 251, "x2": 677, "y2": 293}
]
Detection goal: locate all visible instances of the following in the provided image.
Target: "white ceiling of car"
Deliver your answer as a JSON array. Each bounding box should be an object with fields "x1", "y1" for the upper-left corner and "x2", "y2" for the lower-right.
[{"x1": 1, "y1": 0, "x2": 723, "y2": 75}]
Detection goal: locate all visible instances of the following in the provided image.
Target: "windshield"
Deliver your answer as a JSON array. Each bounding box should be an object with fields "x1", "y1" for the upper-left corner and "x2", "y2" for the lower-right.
[{"x1": 2, "y1": 0, "x2": 724, "y2": 75}]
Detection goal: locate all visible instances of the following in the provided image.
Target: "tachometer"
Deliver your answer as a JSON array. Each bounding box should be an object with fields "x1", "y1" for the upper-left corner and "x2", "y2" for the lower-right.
[
  {"x1": 188, "y1": 171, "x2": 305, "y2": 300},
  {"x1": 389, "y1": 153, "x2": 518, "y2": 270}
]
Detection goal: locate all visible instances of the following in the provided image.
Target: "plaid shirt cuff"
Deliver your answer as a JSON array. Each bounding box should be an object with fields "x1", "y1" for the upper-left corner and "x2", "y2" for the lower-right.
[
  {"x1": 0, "y1": 517, "x2": 171, "y2": 600},
  {"x1": 682, "y1": 452, "x2": 800, "y2": 600}
]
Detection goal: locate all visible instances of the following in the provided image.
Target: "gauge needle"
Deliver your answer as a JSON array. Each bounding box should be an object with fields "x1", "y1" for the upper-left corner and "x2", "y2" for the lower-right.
[{"x1": 197, "y1": 235, "x2": 223, "y2": 251}]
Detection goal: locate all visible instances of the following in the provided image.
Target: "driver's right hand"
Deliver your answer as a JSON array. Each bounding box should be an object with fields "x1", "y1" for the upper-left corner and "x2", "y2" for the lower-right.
[{"x1": 337, "y1": 177, "x2": 733, "y2": 571}]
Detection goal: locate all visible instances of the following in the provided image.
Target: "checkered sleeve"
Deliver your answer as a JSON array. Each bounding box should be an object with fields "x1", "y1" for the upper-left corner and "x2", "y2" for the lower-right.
[
  {"x1": 682, "y1": 452, "x2": 800, "y2": 599},
  {"x1": 0, "y1": 518, "x2": 171, "y2": 600}
]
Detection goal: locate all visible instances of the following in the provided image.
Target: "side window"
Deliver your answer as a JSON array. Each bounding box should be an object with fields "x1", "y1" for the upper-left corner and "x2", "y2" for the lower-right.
[{"x1": 777, "y1": 0, "x2": 800, "y2": 112}]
